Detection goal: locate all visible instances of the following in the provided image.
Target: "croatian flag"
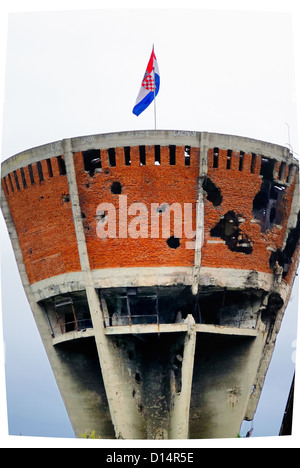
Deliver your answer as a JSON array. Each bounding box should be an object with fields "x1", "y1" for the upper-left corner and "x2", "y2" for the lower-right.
[{"x1": 133, "y1": 47, "x2": 160, "y2": 116}]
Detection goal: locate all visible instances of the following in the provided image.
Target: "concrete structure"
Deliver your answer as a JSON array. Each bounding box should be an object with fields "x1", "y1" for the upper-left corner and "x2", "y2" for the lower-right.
[{"x1": 1, "y1": 130, "x2": 299, "y2": 439}]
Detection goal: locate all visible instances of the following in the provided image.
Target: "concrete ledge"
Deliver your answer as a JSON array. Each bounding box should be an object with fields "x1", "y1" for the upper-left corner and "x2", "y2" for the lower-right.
[
  {"x1": 104, "y1": 323, "x2": 258, "y2": 337},
  {"x1": 52, "y1": 328, "x2": 95, "y2": 346}
]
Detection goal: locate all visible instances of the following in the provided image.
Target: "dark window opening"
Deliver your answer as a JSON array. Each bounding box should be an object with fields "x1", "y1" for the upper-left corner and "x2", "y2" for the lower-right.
[
  {"x1": 13, "y1": 171, "x2": 20, "y2": 190},
  {"x1": 210, "y1": 210, "x2": 253, "y2": 254},
  {"x1": 20, "y1": 167, "x2": 27, "y2": 188},
  {"x1": 108, "y1": 148, "x2": 116, "y2": 167},
  {"x1": 155, "y1": 145, "x2": 161, "y2": 165},
  {"x1": 213, "y1": 148, "x2": 219, "y2": 168},
  {"x1": 279, "y1": 162, "x2": 286, "y2": 180},
  {"x1": 226, "y1": 150, "x2": 232, "y2": 169},
  {"x1": 83, "y1": 149, "x2": 101, "y2": 176},
  {"x1": 251, "y1": 153, "x2": 257, "y2": 174},
  {"x1": 57, "y1": 156, "x2": 66, "y2": 175},
  {"x1": 7, "y1": 174, "x2": 14, "y2": 192},
  {"x1": 124, "y1": 147, "x2": 131, "y2": 166},
  {"x1": 166, "y1": 236, "x2": 180, "y2": 249},
  {"x1": 239, "y1": 151, "x2": 244, "y2": 171},
  {"x1": 185, "y1": 146, "x2": 191, "y2": 166},
  {"x1": 28, "y1": 164, "x2": 35, "y2": 185},
  {"x1": 41, "y1": 291, "x2": 92, "y2": 338},
  {"x1": 46, "y1": 159, "x2": 53, "y2": 177},
  {"x1": 139, "y1": 145, "x2": 146, "y2": 165},
  {"x1": 260, "y1": 157, "x2": 275, "y2": 181},
  {"x1": 36, "y1": 161, "x2": 44, "y2": 182},
  {"x1": 202, "y1": 177, "x2": 222, "y2": 206},
  {"x1": 169, "y1": 145, "x2": 176, "y2": 165},
  {"x1": 135, "y1": 372, "x2": 142, "y2": 384},
  {"x1": 111, "y1": 181, "x2": 122, "y2": 194}
]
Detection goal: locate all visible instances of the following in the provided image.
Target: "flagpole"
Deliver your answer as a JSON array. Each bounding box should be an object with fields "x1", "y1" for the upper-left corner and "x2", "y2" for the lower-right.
[{"x1": 153, "y1": 44, "x2": 157, "y2": 130}]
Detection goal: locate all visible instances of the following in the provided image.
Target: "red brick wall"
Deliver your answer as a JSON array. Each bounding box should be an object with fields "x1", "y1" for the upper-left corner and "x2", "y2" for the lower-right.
[
  {"x1": 74, "y1": 145, "x2": 199, "y2": 270},
  {"x1": 2, "y1": 144, "x2": 297, "y2": 286},
  {"x1": 2, "y1": 156, "x2": 81, "y2": 284},
  {"x1": 201, "y1": 148, "x2": 297, "y2": 276}
]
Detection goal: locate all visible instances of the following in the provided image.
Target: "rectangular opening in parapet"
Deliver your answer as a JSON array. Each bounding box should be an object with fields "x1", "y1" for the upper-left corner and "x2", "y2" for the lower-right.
[
  {"x1": 213, "y1": 148, "x2": 219, "y2": 168},
  {"x1": 185, "y1": 146, "x2": 191, "y2": 166},
  {"x1": 239, "y1": 151, "x2": 244, "y2": 171},
  {"x1": 279, "y1": 161, "x2": 286, "y2": 181},
  {"x1": 124, "y1": 146, "x2": 131, "y2": 166},
  {"x1": 83, "y1": 149, "x2": 101, "y2": 176},
  {"x1": 226, "y1": 150, "x2": 232, "y2": 169},
  {"x1": 57, "y1": 156, "x2": 66, "y2": 175},
  {"x1": 36, "y1": 161, "x2": 44, "y2": 182},
  {"x1": 7, "y1": 174, "x2": 14, "y2": 192},
  {"x1": 46, "y1": 159, "x2": 53, "y2": 178},
  {"x1": 155, "y1": 145, "x2": 161, "y2": 165},
  {"x1": 251, "y1": 153, "x2": 257, "y2": 173},
  {"x1": 169, "y1": 145, "x2": 176, "y2": 165},
  {"x1": 108, "y1": 148, "x2": 116, "y2": 167},
  {"x1": 13, "y1": 170, "x2": 20, "y2": 190},
  {"x1": 20, "y1": 167, "x2": 27, "y2": 188},
  {"x1": 139, "y1": 145, "x2": 146, "y2": 165},
  {"x1": 260, "y1": 157, "x2": 275, "y2": 180},
  {"x1": 28, "y1": 164, "x2": 35, "y2": 185}
]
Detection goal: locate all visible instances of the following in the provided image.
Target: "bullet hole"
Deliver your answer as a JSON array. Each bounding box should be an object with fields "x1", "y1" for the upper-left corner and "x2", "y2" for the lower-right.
[
  {"x1": 157, "y1": 204, "x2": 168, "y2": 213},
  {"x1": 28, "y1": 248, "x2": 33, "y2": 255},
  {"x1": 210, "y1": 211, "x2": 253, "y2": 254},
  {"x1": 81, "y1": 212, "x2": 86, "y2": 219},
  {"x1": 167, "y1": 236, "x2": 180, "y2": 249},
  {"x1": 111, "y1": 181, "x2": 122, "y2": 194},
  {"x1": 135, "y1": 372, "x2": 142, "y2": 384},
  {"x1": 85, "y1": 183, "x2": 90, "y2": 188},
  {"x1": 202, "y1": 177, "x2": 223, "y2": 206},
  {"x1": 62, "y1": 194, "x2": 70, "y2": 203},
  {"x1": 138, "y1": 404, "x2": 144, "y2": 414},
  {"x1": 132, "y1": 389, "x2": 136, "y2": 398}
]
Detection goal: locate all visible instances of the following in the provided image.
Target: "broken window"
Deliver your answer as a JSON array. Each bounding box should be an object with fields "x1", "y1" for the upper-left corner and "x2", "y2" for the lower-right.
[
  {"x1": 41, "y1": 291, "x2": 92, "y2": 338},
  {"x1": 210, "y1": 210, "x2": 253, "y2": 254}
]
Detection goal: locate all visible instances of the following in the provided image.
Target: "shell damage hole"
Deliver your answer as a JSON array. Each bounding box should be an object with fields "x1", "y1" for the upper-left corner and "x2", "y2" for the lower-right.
[
  {"x1": 167, "y1": 236, "x2": 180, "y2": 249},
  {"x1": 111, "y1": 181, "x2": 122, "y2": 194}
]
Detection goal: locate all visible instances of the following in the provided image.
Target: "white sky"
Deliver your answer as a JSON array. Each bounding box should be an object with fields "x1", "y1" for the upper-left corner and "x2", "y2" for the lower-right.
[{"x1": 0, "y1": 0, "x2": 300, "y2": 449}]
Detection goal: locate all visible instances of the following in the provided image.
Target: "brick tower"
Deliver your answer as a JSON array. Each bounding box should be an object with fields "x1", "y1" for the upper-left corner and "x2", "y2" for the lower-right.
[{"x1": 1, "y1": 130, "x2": 299, "y2": 439}]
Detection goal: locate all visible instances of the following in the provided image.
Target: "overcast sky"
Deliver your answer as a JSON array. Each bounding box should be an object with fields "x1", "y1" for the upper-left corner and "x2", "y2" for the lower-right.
[{"x1": 0, "y1": 1, "x2": 300, "y2": 448}]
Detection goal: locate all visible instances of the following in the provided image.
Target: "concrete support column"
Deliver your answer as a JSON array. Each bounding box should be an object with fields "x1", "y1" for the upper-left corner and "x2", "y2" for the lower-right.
[
  {"x1": 63, "y1": 139, "x2": 144, "y2": 438},
  {"x1": 169, "y1": 315, "x2": 196, "y2": 438}
]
